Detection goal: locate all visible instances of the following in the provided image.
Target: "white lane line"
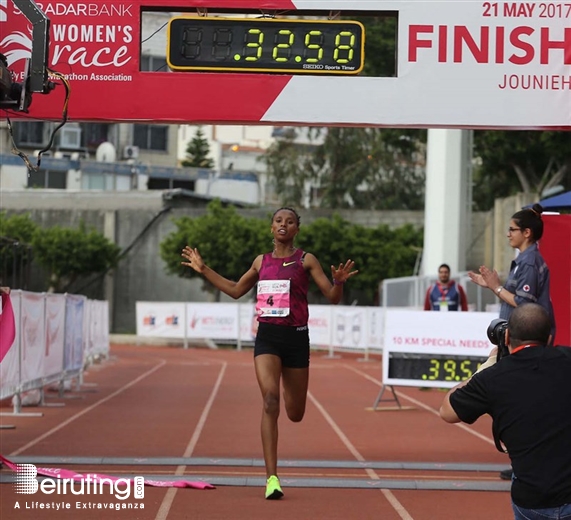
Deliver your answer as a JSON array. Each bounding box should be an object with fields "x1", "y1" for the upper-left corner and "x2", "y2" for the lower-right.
[
  {"x1": 10, "y1": 360, "x2": 167, "y2": 457},
  {"x1": 154, "y1": 362, "x2": 227, "y2": 520},
  {"x1": 308, "y1": 391, "x2": 414, "y2": 520},
  {"x1": 344, "y1": 364, "x2": 495, "y2": 447}
]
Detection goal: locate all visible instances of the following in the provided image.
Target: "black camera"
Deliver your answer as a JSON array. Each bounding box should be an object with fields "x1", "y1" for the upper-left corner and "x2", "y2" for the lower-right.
[{"x1": 487, "y1": 318, "x2": 509, "y2": 360}]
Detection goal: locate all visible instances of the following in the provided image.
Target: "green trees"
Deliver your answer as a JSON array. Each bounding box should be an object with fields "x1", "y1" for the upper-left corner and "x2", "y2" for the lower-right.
[
  {"x1": 0, "y1": 212, "x2": 36, "y2": 286},
  {"x1": 160, "y1": 200, "x2": 268, "y2": 300},
  {"x1": 472, "y1": 131, "x2": 571, "y2": 210},
  {"x1": 160, "y1": 201, "x2": 423, "y2": 304},
  {"x1": 181, "y1": 126, "x2": 215, "y2": 169},
  {"x1": 0, "y1": 212, "x2": 120, "y2": 293},
  {"x1": 261, "y1": 127, "x2": 426, "y2": 210},
  {"x1": 33, "y1": 224, "x2": 120, "y2": 293}
]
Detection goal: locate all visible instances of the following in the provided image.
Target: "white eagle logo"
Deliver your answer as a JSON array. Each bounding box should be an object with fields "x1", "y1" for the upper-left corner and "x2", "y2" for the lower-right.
[{"x1": 0, "y1": 0, "x2": 33, "y2": 66}]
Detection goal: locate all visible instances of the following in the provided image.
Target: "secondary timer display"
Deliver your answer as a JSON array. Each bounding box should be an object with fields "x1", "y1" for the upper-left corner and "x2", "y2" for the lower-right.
[
  {"x1": 388, "y1": 353, "x2": 487, "y2": 383},
  {"x1": 167, "y1": 17, "x2": 365, "y2": 75}
]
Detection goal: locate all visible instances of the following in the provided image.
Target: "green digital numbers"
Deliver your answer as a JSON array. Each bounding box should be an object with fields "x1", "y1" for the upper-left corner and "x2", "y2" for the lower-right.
[
  {"x1": 460, "y1": 360, "x2": 473, "y2": 379},
  {"x1": 333, "y1": 31, "x2": 356, "y2": 64},
  {"x1": 422, "y1": 358, "x2": 476, "y2": 382},
  {"x1": 443, "y1": 360, "x2": 457, "y2": 381},
  {"x1": 427, "y1": 359, "x2": 440, "y2": 380},
  {"x1": 168, "y1": 17, "x2": 364, "y2": 74},
  {"x1": 244, "y1": 29, "x2": 263, "y2": 61},
  {"x1": 273, "y1": 29, "x2": 294, "y2": 62},
  {"x1": 304, "y1": 31, "x2": 324, "y2": 63}
]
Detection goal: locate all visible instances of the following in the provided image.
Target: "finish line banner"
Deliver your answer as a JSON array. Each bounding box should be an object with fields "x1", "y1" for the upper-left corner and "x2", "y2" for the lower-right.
[
  {"x1": 1, "y1": 0, "x2": 569, "y2": 128},
  {"x1": 1, "y1": 455, "x2": 215, "y2": 494}
]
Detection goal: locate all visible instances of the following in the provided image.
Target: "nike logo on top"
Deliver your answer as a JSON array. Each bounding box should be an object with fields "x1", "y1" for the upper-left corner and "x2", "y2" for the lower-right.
[{"x1": 283, "y1": 261, "x2": 296, "y2": 267}]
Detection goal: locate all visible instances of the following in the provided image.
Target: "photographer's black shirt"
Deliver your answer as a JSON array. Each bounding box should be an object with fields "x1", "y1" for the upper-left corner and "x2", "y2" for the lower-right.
[{"x1": 450, "y1": 345, "x2": 571, "y2": 509}]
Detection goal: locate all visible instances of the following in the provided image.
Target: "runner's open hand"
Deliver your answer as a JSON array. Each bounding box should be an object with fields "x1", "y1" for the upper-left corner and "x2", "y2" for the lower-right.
[
  {"x1": 331, "y1": 260, "x2": 358, "y2": 285},
  {"x1": 181, "y1": 246, "x2": 206, "y2": 274}
]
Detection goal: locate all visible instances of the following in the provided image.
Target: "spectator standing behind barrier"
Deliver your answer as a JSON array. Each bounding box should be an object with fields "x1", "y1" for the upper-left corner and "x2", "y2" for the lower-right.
[
  {"x1": 439, "y1": 304, "x2": 571, "y2": 520},
  {"x1": 424, "y1": 264, "x2": 468, "y2": 311},
  {"x1": 181, "y1": 207, "x2": 358, "y2": 501},
  {"x1": 468, "y1": 203, "x2": 556, "y2": 338}
]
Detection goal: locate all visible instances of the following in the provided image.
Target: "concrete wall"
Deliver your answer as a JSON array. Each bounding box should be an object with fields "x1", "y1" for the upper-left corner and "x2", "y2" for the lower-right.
[{"x1": 1, "y1": 190, "x2": 489, "y2": 333}]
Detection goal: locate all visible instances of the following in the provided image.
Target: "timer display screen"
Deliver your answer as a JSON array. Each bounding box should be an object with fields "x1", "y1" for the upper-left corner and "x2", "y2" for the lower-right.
[
  {"x1": 167, "y1": 17, "x2": 365, "y2": 75},
  {"x1": 388, "y1": 353, "x2": 487, "y2": 383}
]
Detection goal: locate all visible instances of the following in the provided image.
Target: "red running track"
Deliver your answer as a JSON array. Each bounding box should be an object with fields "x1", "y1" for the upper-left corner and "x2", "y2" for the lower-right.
[{"x1": 0, "y1": 344, "x2": 514, "y2": 519}]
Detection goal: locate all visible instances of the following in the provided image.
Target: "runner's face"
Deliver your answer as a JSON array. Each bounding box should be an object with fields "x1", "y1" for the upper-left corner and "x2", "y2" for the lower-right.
[{"x1": 272, "y1": 210, "x2": 298, "y2": 242}]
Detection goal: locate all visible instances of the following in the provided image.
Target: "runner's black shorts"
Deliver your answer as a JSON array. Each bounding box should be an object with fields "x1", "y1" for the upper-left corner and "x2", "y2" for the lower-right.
[{"x1": 254, "y1": 322, "x2": 310, "y2": 368}]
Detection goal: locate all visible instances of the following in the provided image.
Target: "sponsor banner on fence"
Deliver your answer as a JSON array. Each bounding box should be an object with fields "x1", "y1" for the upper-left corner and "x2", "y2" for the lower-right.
[
  {"x1": 367, "y1": 307, "x2": 384, "y2": 350},
  {"x1": 136, "y1": 302, "x2": 185, "y2": 338},
  {"x1": 64, "y1": 295, "x2": 85, "y2": 372},
  {"x1": 186, "y1": 303, "x2": 239, "y2": 340},
  {"x1": 239, "y1": 303, "x2": 257, "y2": 342},
  {"x1": 20, "y1": 292, "x2": 46, "y2": 384},
  {"x1": 89, "y1": 300, "x2": 110, "y2": 357},
  {"x1": 44, "y1": 294, "x2": 66, "y2": 379},
  {"x1": 307, "y1": 305, "x2": 333, "y2": 347},
  {"x1": 331, "y1": 307, "x2": 368, "y2": 350}
]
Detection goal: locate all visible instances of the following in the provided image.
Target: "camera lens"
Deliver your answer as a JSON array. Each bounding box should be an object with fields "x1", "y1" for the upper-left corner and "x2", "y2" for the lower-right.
[{"x1": 487, "y1": 318, "x2": 507, "y2": 345}]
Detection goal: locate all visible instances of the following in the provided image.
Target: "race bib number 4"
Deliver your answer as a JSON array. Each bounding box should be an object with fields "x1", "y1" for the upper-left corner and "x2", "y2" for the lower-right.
[{"x1": 256, "y1": 280, "x2": 291, "y2": 317}]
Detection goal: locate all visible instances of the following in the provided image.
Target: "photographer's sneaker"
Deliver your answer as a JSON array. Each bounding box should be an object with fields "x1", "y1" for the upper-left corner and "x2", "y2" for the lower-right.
[{"x1": 265, "y1": 475, "x2": 284, "y2": 500}]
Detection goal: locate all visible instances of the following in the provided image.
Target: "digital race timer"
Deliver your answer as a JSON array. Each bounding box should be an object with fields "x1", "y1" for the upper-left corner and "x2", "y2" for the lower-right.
[
  {"x1": 167, "y1": 17, "x2": 365, "y2": 75},
  {"x1": 388, "y1": 353, "x2": 487, "y2": 383}
]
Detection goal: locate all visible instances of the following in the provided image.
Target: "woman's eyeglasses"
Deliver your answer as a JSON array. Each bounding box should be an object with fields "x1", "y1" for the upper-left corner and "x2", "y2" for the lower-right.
[{"x1": 508, "y1": 227, "x2": 522, "y2": 234}]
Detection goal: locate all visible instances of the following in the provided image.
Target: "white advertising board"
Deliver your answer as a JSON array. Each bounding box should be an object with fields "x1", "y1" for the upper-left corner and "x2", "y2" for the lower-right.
[
  {"x1": 136, "y1": 302, "x2": 186, "y2": 338},
  {"x1": 382, "y1": 309, "x2": 499, "y2": 388}
]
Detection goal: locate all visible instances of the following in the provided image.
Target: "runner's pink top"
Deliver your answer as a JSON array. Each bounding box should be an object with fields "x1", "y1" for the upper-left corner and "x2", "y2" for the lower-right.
[{"x1": 256, "y1": 248, "x2": 309, "y2": 327}]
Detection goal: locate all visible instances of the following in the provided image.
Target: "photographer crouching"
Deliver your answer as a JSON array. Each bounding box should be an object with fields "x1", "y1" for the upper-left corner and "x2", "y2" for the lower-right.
[{"x1": 439, "y1": 303, "x2": 571, "y2": 520}]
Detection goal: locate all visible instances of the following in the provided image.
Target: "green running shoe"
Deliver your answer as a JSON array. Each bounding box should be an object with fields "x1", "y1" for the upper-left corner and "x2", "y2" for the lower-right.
[{"x1": 265, "y1": 475, "x2": 284, "y2": 500}]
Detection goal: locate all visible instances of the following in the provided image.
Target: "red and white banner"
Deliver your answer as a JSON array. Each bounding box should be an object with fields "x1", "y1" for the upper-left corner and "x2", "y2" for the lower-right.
[{"x1": 1, "y1": 0, "x2": 569, "y2": 128}]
